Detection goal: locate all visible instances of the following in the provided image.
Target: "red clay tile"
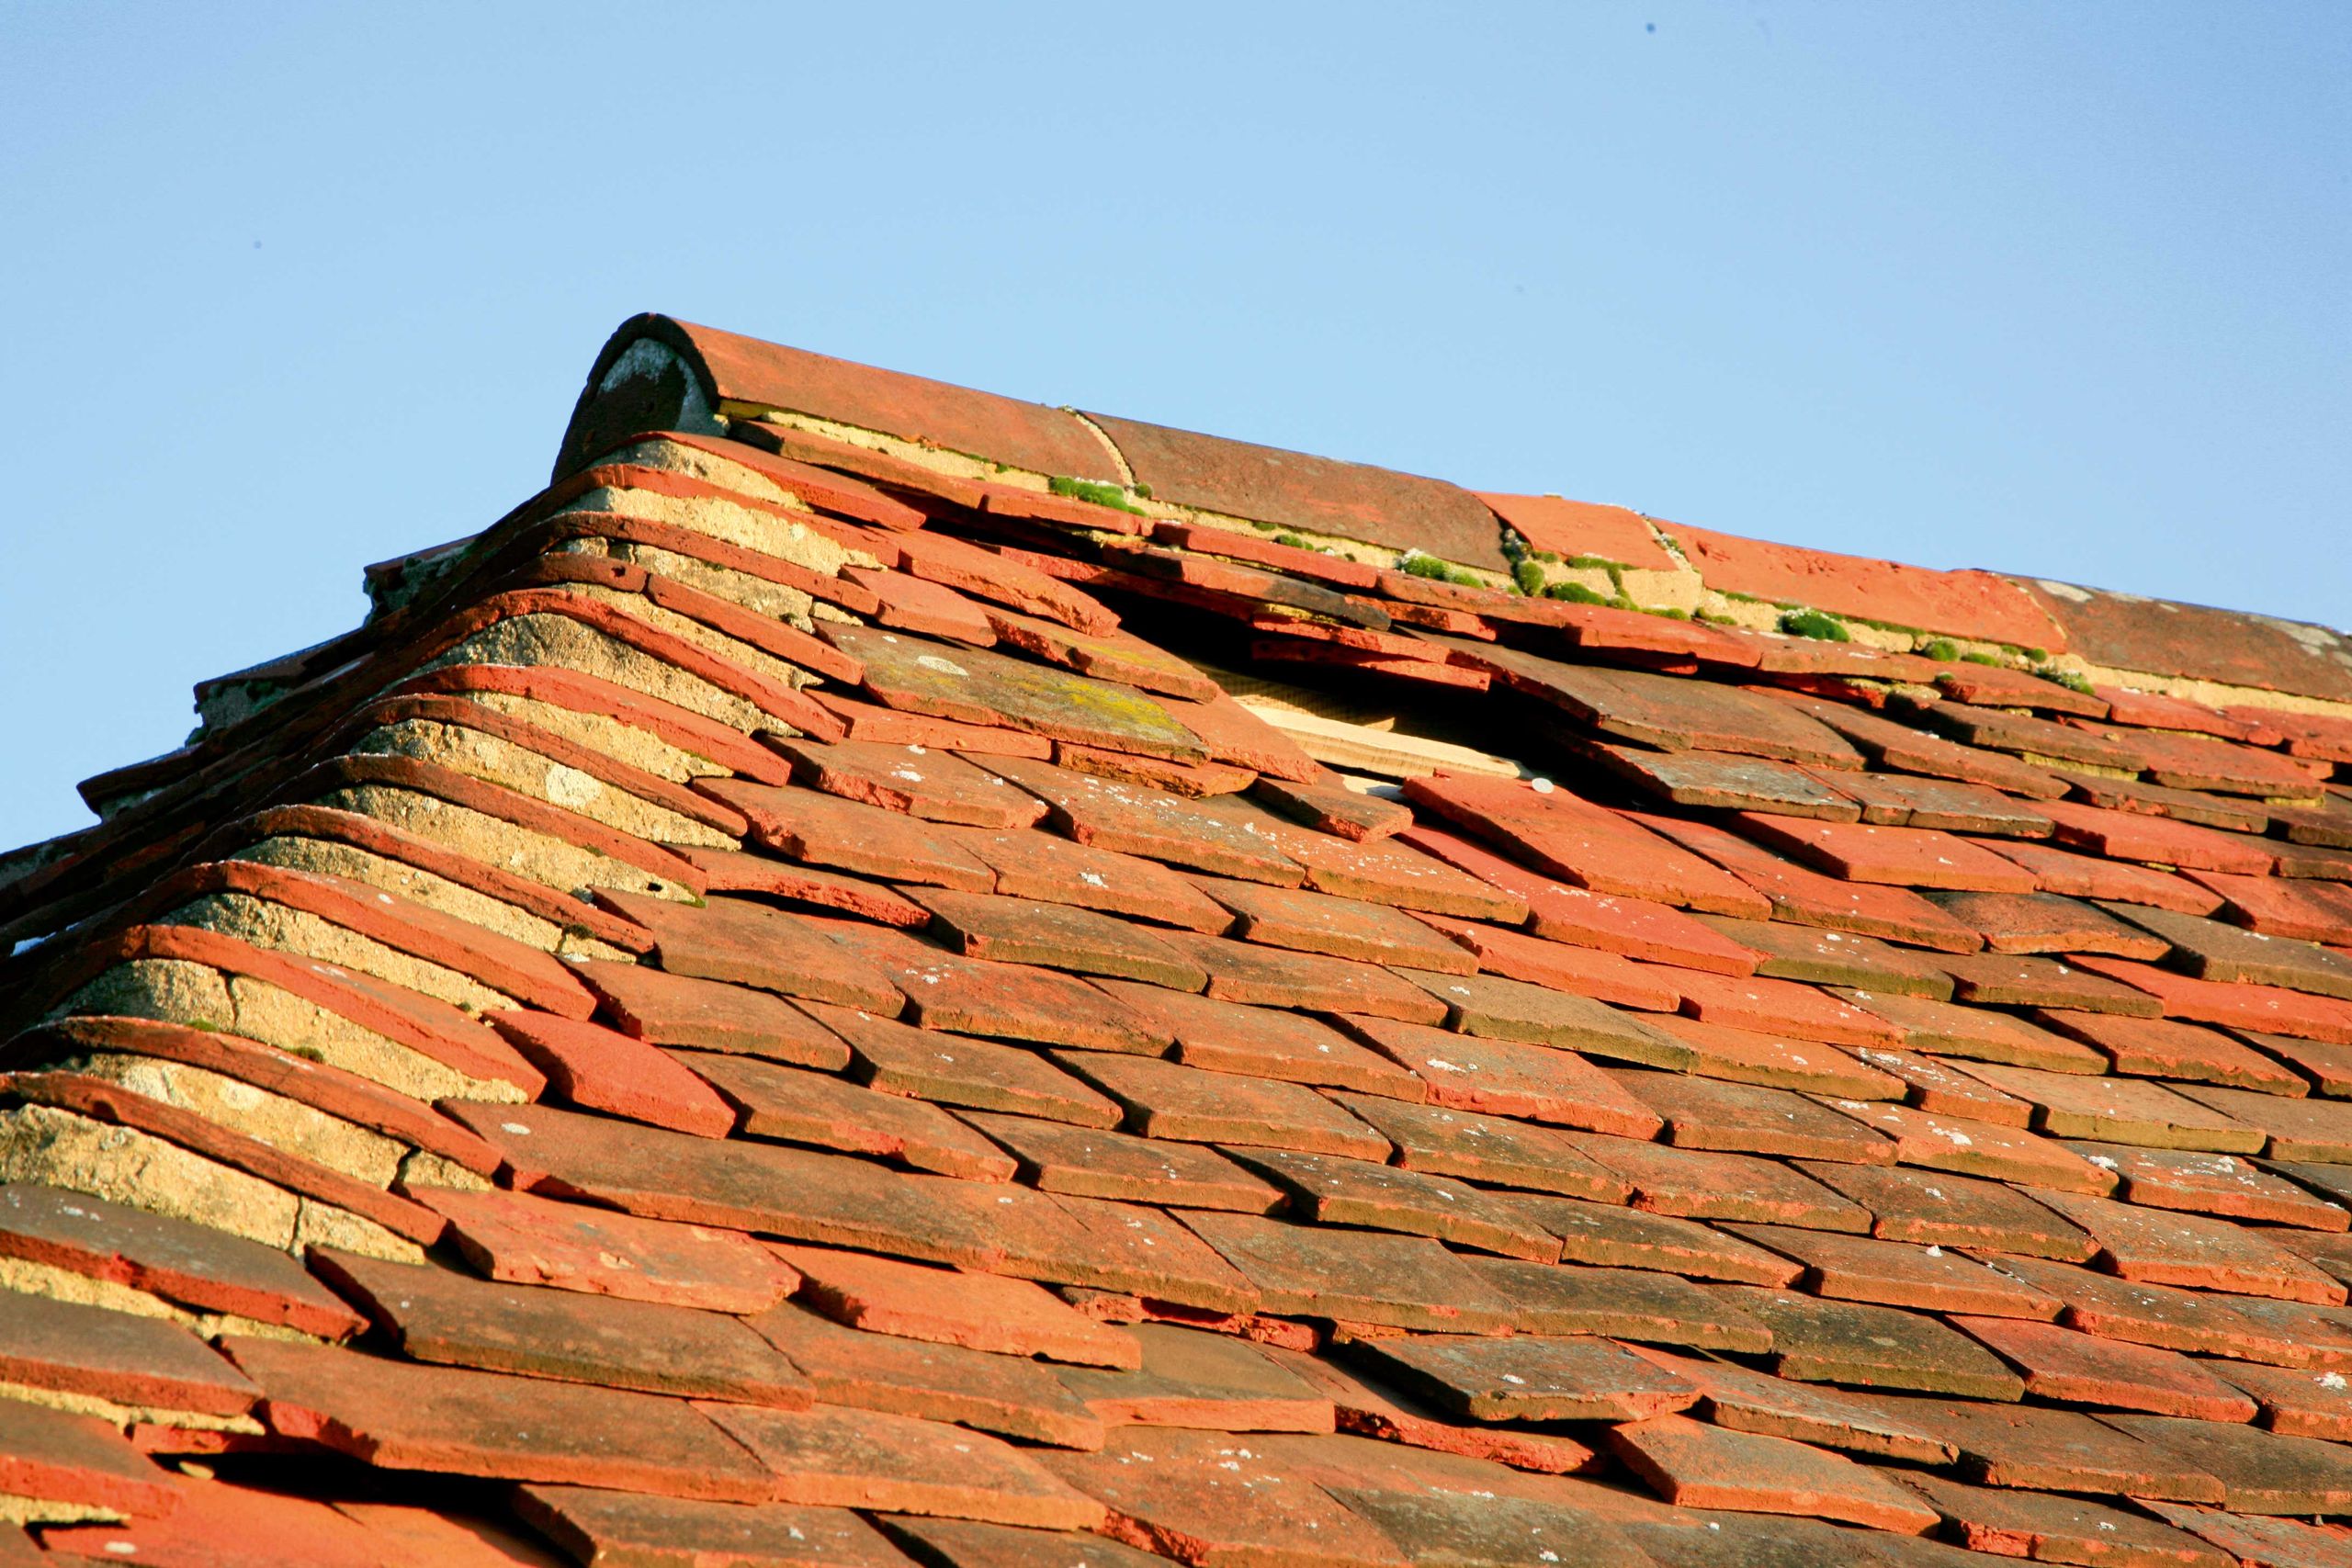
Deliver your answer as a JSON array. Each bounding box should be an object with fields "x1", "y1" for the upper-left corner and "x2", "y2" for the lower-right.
[
  {"x1": 0, "y1": 1180, "x2": 364, "y2": 1339},
  {"x1": 1952, "y1": 1315, "x2": 2257, "y2": 1421},
  {"x1": 703, "y1": 1401, "x2": 1106, "y2": 1528},
  {"x1": 1151, "y1": 931, "x2": 1442, "y2": 1022},
  {"x1": 2031, "y1": 799, "x2": 2276, "y2": 875},
  {"x1": 487, "y1": 1010, "x2": 737, "y2": 1137},
  {"x1": 1796, "y1": 1160, "x2": 2091, "y2": 1259},
  {"x1": 1836, "y1": 988, "x2": 2109, "y2": 1069},
  {"x1": 669, "y1": 843, "x2": 936, "y2": 927},
  {"x1": 1329, "y1": 1093, "x2": 1634, "y2": 1202},
  {"x1": 1608, "y1": 1413, "x2": 1940, "y2": 1534},
  {"x1": 1570, "y1": 1136, "x2": 1872, "y2": 1233},
  {"x1": 513, "y1": 1486, "x2": 910, "y2": 1568},
  {"x1": 1850, "y1": 1044, "x2": 2037, "y2": 1125},
  {"x1": 906, "y1": 888, "x2": 1208, "y2": 989},
  {"x1": 2058, "y1": 770, "x2": 2273, "y2": 833},
  {"x1": 703, "y1": 778, "x2": 999, "y2": 892},
  {"x1": 1735, "y1": 816, "x2": 2040, "y2": 893},
  {"x1": 40, "y1": 1483, "x2": 396, "y2": 1568},
  {"x1": 1337, "y1": 1013, "x2": 1664, "y2": 1135},
  {"x1": 1992, "y1": 1257, "x2": 2316, "y2": 1366},
  {"x1": 1468, "y1": 1257, "x2": 1772, "y2": 1352},
  {"x1": 1038, "y1": 1425, "x2": 1413, "y2": 1568},
  {"x1": 1048, "y1": 742, "x2": 1256, "y2": 799},
  {"x1": 1477, "y1": 491, "x2": 1679, "y2": 570},
  {"x1": 1084, "y1": 982, "x2": 1411, "y2": 1096},
  {"x1": 956, "y1": 1111, "x2": 1282, "y2": 1213},
  {"x1": 2189, "y1": 870, "x2": 2352, "y2": 945},
  {"x1": 889, "y1": 528, "x2": 1119, "y2": 636},
  {"x1": 1936, "y1": 952, "x2": 2164, "y2": 1017},
  {"x1": 1250, "y1": 775, "x2": 1413, "y2": 842},
  {"x1": 1052, "y1": 1051, "x2": 1387, "y2": 1159},
  {"x1": 1329, "y1": 1483, "x2": 1666, "y2": 1568},
  {"x1": 1925, "y1": 887, "x2": 2168, "y2": 958},
  {"x1": 1636, "y1": 812, "x2": 1986, "y2": 950},
  {"x1": 2211, "y1": 1360, "x2": 2352, "y2": 1441},
  {"x1": 594, "y1": 889, "x2": 909, "y2": 1012},
  {"x1": 1397, "y1": 825, "x2": 1760, "y2": 974},
  {"x1": 1724, "y1": 1224, "x2": 2061, "y2": 1318},
  {"x1": 743, "y1": 1301, "x2": 1105, "y2": 1449},
  {"x1": 2033, "y1": 1190, "x2": 2346, "y2": 1304},
  {"x1": 309, "y1": 1247, "x2": 811, "y2": 1406},
  {"x1": 1690, "y1": 918, "x2": 1952, "y2": 998},
  {"x1": 571, "y1": 961, "x2": 852, "y2": 1067},
  {"x1": 1977, "y1": 838, "x2": 2227, "y2": 915},
  {"x1": 773, "y1": 1244, "x2": 1137, "y2": 1369},
  {"x1": 1501, "y1": 652, "x2": 1866, "y2": 765},
  {"x1": 2089, "y1": 724, "x2": 2325, "y2": 798},
  {"x1": 1179, "y1": 1211, "x2": 1519, "y2": 1334},
  {"x1": 822, "y1": 926, "x2": 1171, "y2": 1052},
  {"x1": 1818, "y1": 1098, "x2": 2120, "y2": 1194},
  {"x1": 983, "y1": 758, "x2": 1304, "y2": 886},
  {"x1": 2234, "y1": 707, "x2": 2352, "y2": 762},
  {"x1": 2111, "y1": 904, "x2": 2352, "y2": 1001},
  {"x1": 0, "y1": 1400, "x2": 175, "y2": 1518},
  {"x1": 1050, "y1": 1323, "x2": 1333, "y2": 1432},
  {"x1": 2108, "y1": 1415, "x2": 2352, "y2": 1516},
  {"x1": 944, "y1": 827, "x2": 1232, "y2": 934},
  {"x1": 2245, "y1": 1029, "x2": 2352, "y2": 1095},
  {"x1": 1198, "y1": 879, "x2": 1472, "y2": 973},
  {"x1": 764, "y1": 737, "x2": 1049, "y2": 829},
  {"x1": 882, "y1": 1516, "x2": 1177, "y2": 1568},
  {"x1": 2075, "y1": 959, "x2": 2352, "y2": 1046},
  {"x1": 1871, "y1": 1394, "x2": 2225, "y2": 1503},
  {"x1": 810, "y1": 1003, "x2": 1122, "y2": 1127},
  {"x1": 1145, "y1": 519, "x2": 1381, "y2": 590},
  {"x1": 1897, "y1": 1472, "x2": 2234, "y2": 1568},
  {"x1": 2063, "y1": 1142, "x2": 2346, "y2": 1229},
  {"x1": 1347, "y1": 1332, "x2": 1700, "y2": 1423},
  {"x1": 1784, "y1": 694, "x2": 2072, "y2": 798},
  {"x1": 412, "y1": 1185, "x2": 798, "y2": 1314},
  {"x1": 1906, "y1": 698, "x2": 2143, "y2": 773},
  {"x1": 1584, "y1": 743, "x2": 1862, "y2": 818},
  {"x1": 2038, "y1": 1010, "x2": 2310, "y2": 1094},
  {"x1": 678, "y1": 1051, "x2": 1017, "y2": 1181},
  {"x1": 1669, "y1": 969, "x2": 1902, "y2": 1047},
  {"x1": 1249, "y1": 821, "x2": 1532, "y2": 922},
  {"x1": 1814, "y1": 769, "x2": 2057, "y2": 836},
  {"x1": 1627, "y1": 1348, "x2": 1956, "y2": 1463},
  {"x1": 1610, "y1": 1068, "x2": 1894, "y2": 1164},
  {"x1": 1509, "y1": 1193, "x2": 1803, "y2": 1284},
  {"x1": 1721, "y1": 1287, "x2": 2027, "y2": 1399},
  {"x1": 1952, "y1": 1062, "x2": 2261, "y2": 1152},
  {"x1": 1413, "y1": 915, "x2": 1681, "y2": 1009},
  {"x1": 1639, "y1": 1016, "x2": 1909, "y2": 1098},
  {"x1": 1934, "y1": 662, "x2": 2110, "y2": 716},
  {"x1": 1250, "y1": 1352, "x2": 1600, "y2": 1475},
  {"x1": 809, "y1": 691, "x2": 1054, "y2": 758},
  {"x1": 2144, "y1": 1502, "x2": 2352, "y2": 1567},
  {"x1": 1227, "y1": 1146, "x2": 1559, "y2": 1261},
  {"x1": 224, "y1": 1335, "x2": 770, "y2": 1500}
]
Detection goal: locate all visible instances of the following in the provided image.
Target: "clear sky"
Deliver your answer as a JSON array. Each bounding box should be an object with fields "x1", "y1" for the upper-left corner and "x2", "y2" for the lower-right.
[{"x1": 2, "y1": 3, "x2": 2345, "y2": 852}]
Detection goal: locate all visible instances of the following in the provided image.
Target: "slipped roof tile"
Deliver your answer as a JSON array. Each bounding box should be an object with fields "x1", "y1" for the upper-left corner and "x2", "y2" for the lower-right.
[
  {"x1": 820, "y1": 925, "x2": 1171, "y2": 1052},
  {"x1": 1570, "y1": 1136, "x2": 1873, "y2": 1233},
  {"x1": 956, "y1": 1111, "x2": 1282, "y2": 1213},
  {"x1": 763, "y1": 737, "x2": 1050, "y2": 829},
  {"x1": 1950, "y1": 1315, "x2": 2258, "y2": 1422},
  {"x1": 773, "y1": 1244, "x2": 1139, "y2": 1369},
  {"x1": 1794, "y1": 1160, "x2": 2093, "y2": 1259},
  {"x1": 487, "y1": 1010, "x2": 738, "y2": 1137},
  {"x1": 1052, "y1": 1050, "x2": 1388, "y2": 1160},
  {"x1": 411, "y1": 1184, "x2": 799, "y2": 1314},
  {"x1": 1732, "y1": 816, "x2": 2041, "y2": 894},
  {"x1": 703, "y1": 778, "x2": 1001, "y2": 892},
  {"x1": 810, "y1": 1002, "x2": 1124, "y2": 1128},
  {"x1": 1724, "y1": 1223, "x2": 2060, "y2": 1319},
  {"x1": 1345, "y1": 1331, "x2": 1701, "y2": 1423},
  {"x1": 571, "y1": 960, "x2": 854, "y2": 1067},
  {"x1": 1507, "y1": 1194, "x2": 1804, "y2": 1286},
  {"x1": 1337, "y1": 1013, "x2": 1665, "y2": 1135},
  {"x1": 1607, "y1": 1412, "x2": 1943, "y2": 1534},
  {"x1": 1178, "y1": 1211, "x2": 1520, "y2": 1334},
  {"x1": 1050, "y1": 1322, "x2": 1334, "y2": 1433},
  {"x1": 1225, "y1": 1146, "x2": 1560, "y2": 1261},
  {"x1": 1329, "y1": 1092, "x2": 1634, "y2": 1202},
  {"x1": 905, "y1": 887, "x2": 1209, "y2": 989}
]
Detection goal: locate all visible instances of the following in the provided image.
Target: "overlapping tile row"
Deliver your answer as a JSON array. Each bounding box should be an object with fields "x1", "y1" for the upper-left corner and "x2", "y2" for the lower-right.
[{"x1": 2, "y1": 327, "x2": 2352, "y2": 1565}]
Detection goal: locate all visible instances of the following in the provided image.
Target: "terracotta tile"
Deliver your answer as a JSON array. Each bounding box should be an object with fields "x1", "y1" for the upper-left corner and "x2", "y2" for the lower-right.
[
  {"x1": 1337, "y1": 1014, "x2": 1665, "y2": 1135},
  {"x1": 1977, "y1": 839, "x2": 2227, "y2": 916},
  {"x1": 2057, "y1": 770, "x2": 2273, "y2": 834},
  {"x1": 1569, "y1": 1136, "x2": 1871, "y2": 1232},
  {"x1": 1896, "y1": 1472, "x2": 2234, "y2": 1568},
  {"x1": 1413, "y1": 916, "x2": 1682, "y2": 1009},
  {"x1": 1989, "y1": 1258, "x2": 2315, "y2": 1366},
  {"x1": 808, "y1": 691, "x2": 1055, "y2": 758},
  {"x1": 595, "y1": 889, "x2": 909, "y2": 1012},
  {"x1": 2102, "y1": 685, "x2": 2274, "y2": 741},
  {"x1": 1026, "y1": 1194, "x2": 1265, "y2": 1316},
  {"x1": 1052, "y1": 1051, "x2": 1387, "y2": 1159},
  {"x1": 1641, "y1": 1016, "x2": 1909, "y2": 1099},
  {"x1": 223, "y1": 1335, "x2": 770, "y2": 1499},
  {"x1": 40, "y1": 1483, "x2": 393, "y2": 1568},
  {"x1": 1164, "y1": 689, "x2": 1329, "y2": 785},
  {"x1": 1347, "y1": 1332, "x2": 1700, "y2": 1423},
  {"x1": 888, "y1": 529, "x2": 1121, "y2": 636},
  {"x1": 949, "y1": 825, "x2": 1234, "y2": 931},
  {"x1": 879, "y1": 1517, "x2": 1173, "y2": 1568},
  {"x1": 1466, "y1": 1258, "x2": 1772, "y2": 1351},
  {"x1": 1397, "y1": 826, "x2": 1760, "y2": 974},
  {"x1": 1670, "y1": 969, "x2": 1903, "y2": 1047},
  {"x1": 1907, "y1": 698, "x2": 2143, "y2": 773},
  {"x1": 1227, "y1": 1146, "x2": 1559, "y2": 1261},
  {"x1": 1949, "y1": 1315, "x2": 2257, "y2": 1421},
  {"x1": 2267, "y1": 1164, "x2": 2352, "y2": 1230},
  {"x1": 669, "y1": 843, "x2": 936, "y2": 927},
  {"x1": 1179, "y1": 1212, "x2": 1520, "y2": 1333},
  {"x1": 1608, "y1": 1413, "x2": 1940, "y2": 1534},
  {"x1": 1786, "y1": 695, "x2": 2071, "y2": 798},
  {"x1": 1626, "y1": 1348, "x2": 1956, "y2": 1463},
  {"x1": 764, "y1": 737, "x2": 1050, "y2": 829},
  {"x1": 1477, "y1": 491, "x2": 1678, "y2": 570},
  {"x1": 1610, "y1": 1068, "x2": 1894, "y2": 1164},
  {"x1": 1250, "y1": 1353, "x2": 1600, "y2": 1475},
  {"x1": 1200, "y1": 879, "x2": 1472, "y2": 973},
  {"x1": 2245, "y1": 1029, "x2": 2352, "y2": 1094},
  {"x1": 1051, "y1": 742, "x2": 1256, "y2": 799},
  {"x1": 2032, "y1": 1190, "x2": 2346, "y2": 1304},
  {"x1": 1869, "y1": 1394, "x2": 2224, "y2": 1502},
  {"x1": 1924, "y1": 888, "x2": 2168, "y2": 959},
  {"x1": 1818, "y1": 1098, "x2": 2120, "y2": 1194},
  {"x1": 1734, "y1": 815, "x2": 2041, "y2": 895},
  {"x1": 308, "y1": 1247, "x2": 809, "y2": 1406},
  {"x1": 2108, "y1": 1415, "x2": 2352, "y2": 1516},
  {"x1": 1513, "y1": 656, "x2": 1868, "y2": 765},
  {"x1": 1329, "y1": 1484, "x2": 1661, "y2": 1568},
  {"x1": 1328, "y1": 1093, "x2": 1634, "y2": 1201},
  {"x1": 703, "y1": 1402, "x2": 1105, "y2": 1528},
  {"x1": 2033, "y1": 799, "x2": 2275, "y2": 876},
  {"x1": 1145, "y1": 518, "x2": 1381, "y2": 588},
  {"x1": 1929, "y1": 953, "x2": 2160, "y2": 1018},
  {"x1": 956, "y1": 1111, "x2": 1282, "y2": 1212},
  {"x1": 1952, "y1": 1063, "x2": 2262, "y2": 1152},
  {"x1": 900, "y1": 888, "x2": 1206, "y2": 989},
  {"x1": 487, "y1": 1010, "x2": 737, "y2": 1136},
  {"x1": 2211, "y1": 1359, "x2": 2352, "y2": 1440},
  {"x1": 2143, "y1": 1503, "x2": 2352, "y2": 1568},
  {"x1": 703, "y1": 778, "x2": 999, "y2": 892},
  {"x1": 569, "y1": 962, "x2": 851, "y2": 1066},
  {"x1": 980, "y1": 758, "x2": 1303, "y2": 886},
  {"x1": 411, "y1": 1185, "x2": 798, "y2": 1314},
  {"x1": 2188, "y1": 870, "x2": 2352, "y2": 945},
  {"x1": 1036, "y1": 1425, "x2": 1412, "y2": 1568},
  {"x1": 1259, "y1": 824, "x2": 1533, "y2": 922},
  {"x1": 0, "y1": 1292, "x2": 256, "y2": 1416},
  {"x1": 2233, "y1": 708, "x2": 2352, "y2": 762},
  {"x1": 1718, "y1": 1287, "x2": 2024, "y2": 1397},
  {"x1": 1584, "y1": 743, "x2": 1861, "y2": 819},
  {"x1": 0, "y1": 1400, "x2": 175, "y2": 1518},
  {"x1": 678, "y1": 1051, "x2": 1016, "y2": 1181},
  {"x1": 773, "y1": 1245, "x2": 1137, "y2": 1369},
  {"x1": 2090, "y1": 725, "x2": 2324, "y2": 798},
  {"x1": 822, "y1": 926, "x2": 1171, "y2": 1052},
  {"x1": 2109, "y1": 904, "x2": 2352, "y2": 1001},
  {"x1": 1814, "y1": 769, "x2": 2056, "y2": 836},
  {"x1": 1094, "y1": 980, "x2": 1421, "y2": 1095},
  {"x1": 1251, "y1": 776, "x2": 1412, "y2": 843},
  {"x1": 2038, "y1": 1010, "x2": 2310, "y2": 1095},
  {"x1": 1049, "y1": 1323, "x2": 1331, "y2": 1433},
  {"x1": 1508, "y1": 1194, "x2": 1803, "y2": 1285},
  {"x1": 0, "y1": 1180, "x2": 363, "y2": 1339},
  {"x1": 1850, "y1": 1045, "x2": 2037, "y2": 1125},
  {"x1": 1142, "y1": 931, "x2": 1437, "y2": 1022},
  {"x1": 2173, "y1": 1084, "x2": 2352, "y2": 1158},
  {"x1": 2061, "y1": 1142, "x2": 2347, "y2": 1229},
  {"x1": 1835, "y1": 987, "x2": 2109, "y2": 1069},
  {"x1": 1402, "y1": 778, "x2": 1771, "y2": 918},
  {"x1": 808, "y1": 1003, "x2": 1123, "y2": 1128},
  {"x1": 513, "y1": 1486, "x2": 911, "y2": 1568},
  {"x1": 2077, "y1": 960, "x2": 2352, "y2": 1046},
  {"x1": 1796, "y1": 1161, "x2": 2091, "y2": 1258},
  {"x1": 1726, "y1": 1224, "x2": 2061, "y2": 1318},
  {"x1": 1930, "y1": 662, "x2": 2109, "y2": 716},
  {"x1": 743, "y1": 1302, "x2": 1105, "y2": 1450},
  {"x1": 1690, "y1": 917, "x2": 1952, "y2": 998}
]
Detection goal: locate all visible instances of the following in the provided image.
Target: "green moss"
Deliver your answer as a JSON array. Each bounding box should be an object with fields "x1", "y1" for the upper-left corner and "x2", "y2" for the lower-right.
[
  {"x1": 1694, "y1": 608, "x2": 1741, "y2": 626},
  {"x1": 1961, "y1": 651, "x2": 2004, "y2": 667},
  {"x1": 1922, "y1": 638, "x2": 1961, "y2": 662},
  {"x1": 1247, "y1": 518, "x2": 1280, "y2": 534},
  {"x1": 1511, "y1": 559, "x2": 1545, "y2": 597},
  {"x1": 1400, "y1": 554, "x2": 1485, "y2": 588},
  {"x1": 1272, "y1": 533, "x2": 1309, "y2": 551},
  {"x1": 285, "y1": 1044, "x2": 326, "y2": 1064},
  {"x1": 2024, "y1": 647, "x2": 2049, "y2": 663},
  {"x1": 1531, "y1": 549, "x2": 1561, "y2": 564},
  {"x1": 1718, "y1": 589, "x2": 1765, "y2": 605},
  {"x1": 1563, "y1": 554, "x2": 1620, "y2": 572},
  {"x1": 2041, "y1": 668, "x2": 2097, "y2": 695},
  {"x1": 1133, "y1": 483, "x2": 1152, "y2": 500},
  {"x1": 1544, "y1": 581, "x2": 1611, "y2": 604},
  {"x1": 1650, "y1": 606, "x2": 1691, "y2": 620},
  {"x1": 1047, "y1": 476, "x2": 1145, "y2": 516},
  {"x1": 1778, "y1": 608, "x2": 1851, "y2": 643}
]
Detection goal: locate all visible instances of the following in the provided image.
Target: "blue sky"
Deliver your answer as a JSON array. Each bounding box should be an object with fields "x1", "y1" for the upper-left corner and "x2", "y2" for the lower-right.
[{"x1": 2, "y1": 3, "x2": 2345, "y2": 851}]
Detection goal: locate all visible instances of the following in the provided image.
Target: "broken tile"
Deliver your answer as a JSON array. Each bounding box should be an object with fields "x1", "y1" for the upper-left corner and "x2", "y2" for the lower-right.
[
  {"x1": 1936, "y1": 952, "x2": 2164, "y2": 1017},
  {"x1": 2034, "y1": 799, "x2": 2275, "y2": 875},
  {"x1": 572, "y1": 961, "x2": 854, "y2": 1068},
  {"x1": 413, "y1": 1186, "x2": 797, "y2": 1315},
  {"x1": 2211, "y1": 1359, "x2": 2352, "y2": 1441},
  {"x1": 2176, "y1": 1084, "x2": 2352, "y2": 1159},
  {"x1": 670, "y1": 843, "x2": 937, "y2": 927},
  {"x1": 1226, "y1": 1146, "x2": 1559, "y2": 1260},
  {"x1": 2078, "y1": 960, "x2": 2352, "y2": 1048},
  {"x1": 1576, "y1": 1135, "x2": 1873, "y2": 1232},
  {"x1": 878, "y1": 1517, "x2": 1172, "y2": 1568},
  {"x1": 1722, "y1": 1224, "x2": 2062, "y2": 1318},
  {"x1": 958, "y1": 1111, "x2": 1282, "y2": 1212},
  {"x1": 1608, "y1": 1414, "x2": 1940, "y2": 1534},
  {"x1": 1337, "y1": 1014, "x2": 1666, "y2": 1135},
  {"x1": 1051, "y1": 1324, "x2": 1333, "y2": 1432},
  {"x1": 905, "y1": 888, "x2": 1208, "y2": 988},
  {"x1": 1951, "y1": 1316, "x2": 2257, "y2": 1421},
  {"x1": 811, "y1": 1003, "x2": 1120, "y2": 1127},
  {"x1": 2142, "y1": 1503, "x2": 2352, "y2": 1568},
  {"x1": 1347, "y1": 1332, "x2": 1702, "y2": 1423},
  {"x1": 1850, "y1": 1045, "x2": 2036, "y2": 1126},
  {"x1": 1639, "y1": 1016, "x2": 1909, "y2": 1099},
  {"x1": 1251, "y1": 774, "x2": 1413, "y2": 841},
  {"x1": 774, "y1": 1245, "x2": 1138, "y2": 1369},
  {"x1": 487, "y1": 1010, "x2": 737, "y2": 1137},
  {"x1": 1252, "y1": 1352, "x2": 1600, "y2": 1475},
  {"x1": 1499, "y1": 657, "x2": 1863, "y2": 765},
  {"x1": 1328, "y1": 1485, "x2": 1658, "y2": 1568},
  {"x1": 1719, "y1": 1288, "x2": 2027, "y2": 1399},
  {"x1": 678, "y1": 1051, "x2": 1016, "y2": 1181}
]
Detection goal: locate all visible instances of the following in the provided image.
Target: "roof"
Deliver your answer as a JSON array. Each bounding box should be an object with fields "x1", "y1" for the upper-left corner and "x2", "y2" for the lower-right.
[{"x1": 1, "y1": 316, "x2": 2350, "y2": 1565}]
